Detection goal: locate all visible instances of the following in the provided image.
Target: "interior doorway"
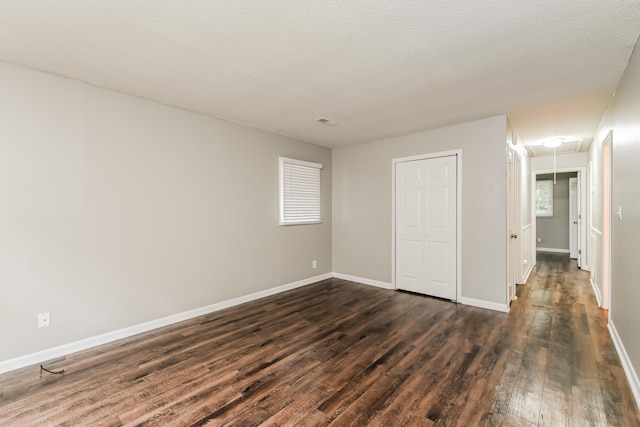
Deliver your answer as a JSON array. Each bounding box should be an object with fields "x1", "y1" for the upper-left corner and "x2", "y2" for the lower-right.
[
  {"x1": 532, "y1": 167, "x2": 587, "y2": 270},
  {"x1": 535, "y1": 171, "x2": 578, "y2": 258}
]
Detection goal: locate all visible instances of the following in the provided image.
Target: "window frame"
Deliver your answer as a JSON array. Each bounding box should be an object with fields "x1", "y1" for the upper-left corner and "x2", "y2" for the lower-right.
[
  {"x1": 536, "y1": 179, "x2": 554, "y2": 217},
  {"x1": 279, "y1": 156, "x2": 323, "y2": 226}
]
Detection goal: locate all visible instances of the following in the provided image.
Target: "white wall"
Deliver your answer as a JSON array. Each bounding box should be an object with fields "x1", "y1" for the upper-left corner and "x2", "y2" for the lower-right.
[
  {"x1": 589, "y1": 40, "x2": 640, "y2": 404},
  {"x1": 0, "y1": 62, "x2": 332, "y2": 364},
  {"x1": 531, "y1": 152, "x2": 588, "y2": 171},
  {"x1": 332, "y1": 115, "x2": 509, "y2": 308}
]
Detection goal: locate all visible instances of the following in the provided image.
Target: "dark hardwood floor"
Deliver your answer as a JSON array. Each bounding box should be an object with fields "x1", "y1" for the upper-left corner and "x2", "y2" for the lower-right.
[{"x1": 1, "y1": 253, "x2": 638, "y2": 426}]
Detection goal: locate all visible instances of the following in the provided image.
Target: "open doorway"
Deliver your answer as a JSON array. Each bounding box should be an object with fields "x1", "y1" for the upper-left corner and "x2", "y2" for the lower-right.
[
  {"x1": 535, "y1": 172, "x2": 578, "y2": 258},
  {"x1": 532, "y1": 167, "x2": 587, "y2": 270}
]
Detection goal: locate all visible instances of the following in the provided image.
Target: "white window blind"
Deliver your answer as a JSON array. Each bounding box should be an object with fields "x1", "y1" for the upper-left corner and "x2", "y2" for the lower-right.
[{"x1": 279, "y1": 157, "x2": 323, "y2": 225}]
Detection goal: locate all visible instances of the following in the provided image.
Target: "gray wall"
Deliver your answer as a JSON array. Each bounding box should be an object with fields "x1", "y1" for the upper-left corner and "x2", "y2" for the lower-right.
[
  {"x1": 0, "y1": 62, "x2": 332, "y2": 362},
  {"x1": 332, "y1": 115, "x2": 509, "y2": 306},
  {"x1": 0, "y1": 61, "x2": 519, "y2": 365},
  {"x1": 590, "y1": 40, "x2": 640, "y2": 394},
  {"x1": 536, "y1": 172, "x2": 576, "y2": 251}
]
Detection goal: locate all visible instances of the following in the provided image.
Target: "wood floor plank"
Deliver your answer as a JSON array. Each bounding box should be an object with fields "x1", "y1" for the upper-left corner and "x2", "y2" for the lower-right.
[
  {"x1": 484, "y1": 349, "x2": 524, "y2": 426},
  {"x1": 570, "y1": 384, "x2": 608, "y2": 427},
  {"x1": 538, "y1": 386, "x2": 571, "y2": 427},
  {"x1": 1, "y1": 254, "x2": 639, "y2": 426},
  {"x1": 506, "y1": 337, "x2": 549, "y2": 424}
]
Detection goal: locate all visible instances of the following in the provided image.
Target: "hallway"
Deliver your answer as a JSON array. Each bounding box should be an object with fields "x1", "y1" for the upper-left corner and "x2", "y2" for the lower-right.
[{"x1": 508, "y1": 252, "x2": 639, "y2": 425}]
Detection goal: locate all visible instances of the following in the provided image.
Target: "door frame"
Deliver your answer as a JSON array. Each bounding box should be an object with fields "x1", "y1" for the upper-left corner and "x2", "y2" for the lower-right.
[
  {"x1": 507, "y1": 146, "x2": 522, "y2": 303},
  {"x1": 602, "y1": 132, "x2": 612, "y2": 311},
  {"x1": 391, "y1": 149, "x2": 463, "y2": 300},
  {"x1": 569, "y1": 176, "x2": 579, "y2": 259},
  {"x1": 531, "y1": 166, "x2": 587, "y2": 269}
]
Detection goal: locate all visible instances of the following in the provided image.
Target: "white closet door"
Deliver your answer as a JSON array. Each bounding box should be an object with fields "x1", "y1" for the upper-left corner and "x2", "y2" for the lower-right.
[{"x1": 396, "y1": 155, "x2": 457, "y2": 300}]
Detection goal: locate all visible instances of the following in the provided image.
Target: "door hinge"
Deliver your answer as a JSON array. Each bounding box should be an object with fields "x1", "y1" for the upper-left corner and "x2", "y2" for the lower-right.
[
  {"x1": 579, "y1": 250, "x2": 582, "y2": 254},
  {"x1": 579, "y1": 214, "x2": 582, "y2": 219}
]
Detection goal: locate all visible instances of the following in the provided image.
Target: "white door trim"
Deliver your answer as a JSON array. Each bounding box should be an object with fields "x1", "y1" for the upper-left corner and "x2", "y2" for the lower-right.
[
  {"x1": 391, "y1": 149, "x2": 462, "y2": 301},
  {"x1": 569, "y1": 177, "x2": 579, "y2": 259},
  {"x1": 507, "y1": 147, "x2": 522, "y2": 303},
  {"x1": 602, "y1": 132, "x2": 612, "y2": 312}
]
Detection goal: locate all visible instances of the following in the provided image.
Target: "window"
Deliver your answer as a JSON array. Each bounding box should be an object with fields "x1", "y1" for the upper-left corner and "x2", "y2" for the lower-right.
[
  {"x1": 536, "y1": 180, "x2": 553, "y2": 217},
  {"x1": 279, "y1": 157, "x2": 323, "y2": 225}
]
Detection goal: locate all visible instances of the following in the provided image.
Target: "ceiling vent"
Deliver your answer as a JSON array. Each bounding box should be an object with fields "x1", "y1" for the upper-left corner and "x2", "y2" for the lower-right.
[{"x1": 315, "y1": 117, "x2": 339, "y2": 126}]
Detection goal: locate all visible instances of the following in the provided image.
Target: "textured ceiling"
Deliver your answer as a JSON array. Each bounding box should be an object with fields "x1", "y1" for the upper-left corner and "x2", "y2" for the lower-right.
[{"x1": 1, "y1": 1, "x2": 639, "y2": 154}]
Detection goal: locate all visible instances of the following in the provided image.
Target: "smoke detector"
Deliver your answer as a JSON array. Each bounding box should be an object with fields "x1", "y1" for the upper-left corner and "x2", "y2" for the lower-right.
[{"x1": 315, "y1": 117, "x2": 339, "y2": 126}]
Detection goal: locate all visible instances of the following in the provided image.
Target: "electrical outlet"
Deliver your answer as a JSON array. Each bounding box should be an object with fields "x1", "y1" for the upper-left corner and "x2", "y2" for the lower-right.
[
  {"x1": 312, "y1": 260, "x2": 317, "y2": 269},
  {"x1": 38, "y1": 312, "x2": 50, "y2": 328}
]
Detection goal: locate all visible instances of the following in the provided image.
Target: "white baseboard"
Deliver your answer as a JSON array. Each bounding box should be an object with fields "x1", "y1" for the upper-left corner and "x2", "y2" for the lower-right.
[
  {"x1": 608, "y1": 320, "x2": 640, "y2": 411},
  {"x1": 0, "y1": 273, "x2": 333, "y2": 375},
  {"x1": 590, "y1": 276, "x2": 603, "y2": 308},
  {"x1": 332, "y1": 273, "x2": 509, "y2": 313},
  {"x1": 332, "y1": 273, "x2": 394, "y2": 290},
  {"x1": 537, "y1": 247, "x2": 570, "y2": 254},
  {"x1": 521, "y1": 263, "x2": 535, "y2": 284},
  {"x1": 457, "y1": 297, "x2": 509, "y2": 313}
]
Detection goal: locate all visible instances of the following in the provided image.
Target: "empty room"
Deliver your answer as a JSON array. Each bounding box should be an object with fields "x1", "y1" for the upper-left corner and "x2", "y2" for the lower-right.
[{"x1": 1, "y1": 2, "x2": 640, "y2": 426}]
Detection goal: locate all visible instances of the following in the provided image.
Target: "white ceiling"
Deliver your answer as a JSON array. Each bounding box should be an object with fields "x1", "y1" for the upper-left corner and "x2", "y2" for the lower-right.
[{"x1": 1, "y1": 1, "x2": 639, "y2": 155}]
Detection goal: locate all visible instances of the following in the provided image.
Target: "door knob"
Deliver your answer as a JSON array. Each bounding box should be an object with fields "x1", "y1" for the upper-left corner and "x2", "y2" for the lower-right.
[{"x1": 510, "y1": 233, "x2": 518, "y2": 239}]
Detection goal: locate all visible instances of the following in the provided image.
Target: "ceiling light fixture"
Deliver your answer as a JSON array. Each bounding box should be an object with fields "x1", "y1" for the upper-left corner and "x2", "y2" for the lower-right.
[
  {"x1": 540, "y1": 137, "x2": 566, "y2": 148},
  {"x1": 540, "y1": 138, "x2": 566, "y2": 184},
  {"x1": 543, "y1": 139, "x2": 564, "y2": 148},
  {"x1": 533, "y1": 137, "x2": 570, "y2": 184}
]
